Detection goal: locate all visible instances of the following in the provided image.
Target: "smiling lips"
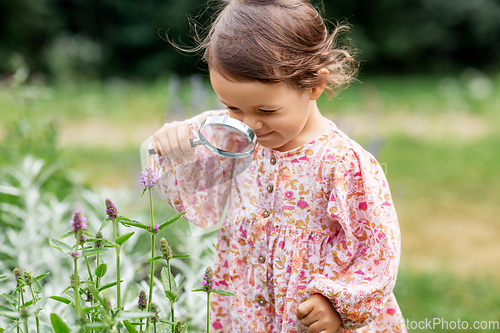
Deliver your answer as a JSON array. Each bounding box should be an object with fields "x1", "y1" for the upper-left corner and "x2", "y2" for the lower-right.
[{"x1": 256, "y1": 131, "x2": 274, "y2": 138}]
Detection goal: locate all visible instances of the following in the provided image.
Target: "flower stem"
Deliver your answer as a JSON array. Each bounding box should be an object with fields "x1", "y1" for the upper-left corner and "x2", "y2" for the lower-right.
[
  {"x1": 95, "y1": 254, "x2": 101, "y2": 289},
  {"x1": 82, "y1": 244, "x2": 94, "y2": 284},
  {"x1": 28, "y1": 285, "x2": 40, "y2": 333},
  {"x1": 23, "y1": 316, "x2": 29, "y2": 333},
  {"x1": 206, "y1": 292, "x2": 210, "y2": 333},
  {"x1": 167, "y1": 259, "x2": 175, "y2": 332},
  {"x1": 146, "y1": 189, "x2": 155, "y2": 331},
  {"x1": 116, "y1": 245, "x2": 122, "y2": 309},
  {"x1": 74, "y1": 257, "x2": 81, "y2": 317},
  {"x1": 16, "y1": 292, "x2": 20, "y2": 333}
]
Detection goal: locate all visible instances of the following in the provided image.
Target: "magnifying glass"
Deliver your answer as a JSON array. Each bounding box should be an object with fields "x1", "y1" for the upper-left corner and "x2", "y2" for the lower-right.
[{"x1": 148, "y1": 115, "x2": 257, "y2": 158}]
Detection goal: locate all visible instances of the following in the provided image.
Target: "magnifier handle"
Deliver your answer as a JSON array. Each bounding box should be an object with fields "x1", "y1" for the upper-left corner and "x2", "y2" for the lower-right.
[
  {"x1": 189, "y1": 138, "x2": 203, "y2": 148},
  {"x1": 148, "y1": 138, "x2": 203, "y2": 155}
]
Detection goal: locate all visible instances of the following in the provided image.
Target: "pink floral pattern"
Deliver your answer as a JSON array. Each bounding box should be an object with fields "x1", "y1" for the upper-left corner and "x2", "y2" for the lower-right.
[{"x1": 149, "y1": 110, "x2": 407, "y2": 332}]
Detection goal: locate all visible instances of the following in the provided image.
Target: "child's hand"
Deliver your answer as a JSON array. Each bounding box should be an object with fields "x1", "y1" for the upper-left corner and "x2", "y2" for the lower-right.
[
  {"x1": 151, "y1": 121, "x2": 194, "y2": 158},
  {"x1": 296, "y1": 293, "x2": 342, "y2": 333}
]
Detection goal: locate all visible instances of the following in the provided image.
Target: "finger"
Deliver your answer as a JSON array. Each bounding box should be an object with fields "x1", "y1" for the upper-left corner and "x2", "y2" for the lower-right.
[
  {"x1": 152, "y1": 133, "x2": 164, "y2": 157},
  {"x1": 300, "y1": 312, "x2": 318, "y2": 327},
  {"x1": 177, "y1": 124, "x2": 193, "y2": 156},
  {"x1": 304, "y1": 320, "x2": 323, "y2": 333},
  {"x1": 296, "y1": 300, "x2": 313, "y2": 320}
]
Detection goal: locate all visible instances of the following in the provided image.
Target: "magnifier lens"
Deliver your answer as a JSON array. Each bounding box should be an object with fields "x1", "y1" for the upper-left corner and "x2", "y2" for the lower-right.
[
  {"x1": 148, "y1": 115, "x2": 256, "y2": 158},
  {"x1": 200, "y1": 123, "x2": 254, "y2": 154}
]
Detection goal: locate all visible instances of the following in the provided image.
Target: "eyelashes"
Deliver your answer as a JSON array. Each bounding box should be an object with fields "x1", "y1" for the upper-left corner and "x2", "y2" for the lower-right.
[{"x1": 227, "y1": 107, "x2": 276, "y2": 115}]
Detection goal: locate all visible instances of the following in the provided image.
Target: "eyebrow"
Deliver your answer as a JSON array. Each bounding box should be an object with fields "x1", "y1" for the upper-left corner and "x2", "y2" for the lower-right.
[{"x1": 219, "y1": 99, "x2": 278, "y2": 110}]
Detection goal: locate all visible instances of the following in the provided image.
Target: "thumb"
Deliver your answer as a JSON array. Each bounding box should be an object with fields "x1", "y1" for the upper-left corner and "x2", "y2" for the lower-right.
[{"x1": 296, "y1": 298, "x2": 314, "y2": 320}]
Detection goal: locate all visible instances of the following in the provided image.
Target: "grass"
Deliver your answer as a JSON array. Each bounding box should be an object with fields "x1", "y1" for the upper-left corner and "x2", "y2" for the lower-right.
[{"x1": 1, "y1": 72, "x2": 500, "y2": 329}]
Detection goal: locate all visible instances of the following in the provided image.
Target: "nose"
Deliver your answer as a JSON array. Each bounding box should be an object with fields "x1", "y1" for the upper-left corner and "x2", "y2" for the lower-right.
[{"x1": 242, "y1": 114, "x2": 263, "y2": 131}]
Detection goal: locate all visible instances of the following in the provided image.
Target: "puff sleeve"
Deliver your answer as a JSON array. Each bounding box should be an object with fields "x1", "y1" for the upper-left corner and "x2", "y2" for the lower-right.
[
  {"x1": 306, "y1": 148, "x2": 401, "y2": 330},
  {"x1": 148, "y1": 110, "x2": 239, "y2": 228}
]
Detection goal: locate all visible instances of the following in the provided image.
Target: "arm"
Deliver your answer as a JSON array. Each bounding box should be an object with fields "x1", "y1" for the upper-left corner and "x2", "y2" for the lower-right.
[
  {"x1": 147, "y1": 110, "x2": 234, "y2": 228},
  {"x1": 306, "y1": 149, "x2": 401, "y2": 330}
]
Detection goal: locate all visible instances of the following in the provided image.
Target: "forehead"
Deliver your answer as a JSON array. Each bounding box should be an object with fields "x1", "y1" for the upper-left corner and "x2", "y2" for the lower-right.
[{"x1": 209, "y1": 70, "x2": 305, "y2": 107}]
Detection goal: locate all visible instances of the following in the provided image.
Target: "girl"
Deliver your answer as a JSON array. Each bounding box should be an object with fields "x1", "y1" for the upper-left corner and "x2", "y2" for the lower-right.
[{"x1": 148, "y1": 0, "x2": 406, "y2": 332}]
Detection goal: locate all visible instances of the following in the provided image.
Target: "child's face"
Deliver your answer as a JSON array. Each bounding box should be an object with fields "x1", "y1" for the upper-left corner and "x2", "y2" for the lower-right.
[{"x1": 210, "y1": 70, "x2": 320, "y2": 151}]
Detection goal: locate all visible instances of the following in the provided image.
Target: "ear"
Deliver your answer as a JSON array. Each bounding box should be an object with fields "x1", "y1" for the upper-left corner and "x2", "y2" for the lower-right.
[{"x1": 309, "y1": 68, "x2": 329, "y2": 101}]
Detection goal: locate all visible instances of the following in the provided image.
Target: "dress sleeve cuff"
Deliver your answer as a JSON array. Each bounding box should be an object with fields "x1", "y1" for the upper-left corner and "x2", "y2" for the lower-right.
[{"x1": 307, "y1": 275, "x2": 382, "y2": 330}]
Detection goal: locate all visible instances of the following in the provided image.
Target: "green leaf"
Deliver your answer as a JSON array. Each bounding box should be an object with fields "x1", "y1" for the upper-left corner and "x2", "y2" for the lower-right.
[
  {"x1": 161, "y1": 267, "x2": 177, "y2": 303},
  {"x1": 49, "y1": 239, "x2": 73, "y2": 254},
  {"x1": 33, "y1": 281, "x2": 42, "y2": 294},
  {"x1": 81, "y1": 248, "x2": 107, "y2": 257},
  {"x1": 100, "y1": 218, "x2": 111, "y2": 231},
  {"x1": 60, "y1": 231, "x2": 74, "y2": 239},
  {"x1": 115, "y1": 232, "x2": 135, "y2": 246},
  {"x1": 0, "y1": 276, "x2": 7, "y2": 280},
  {"x1": 23, "y1": 299, "x2": 34, "y2": 307},
  {"x1": 95, "y1": 263, "x2": 108, "y2": 278},
  {"x1": 123, "y1": 320, "x2": 138, "y2": 333},
  {"x1": 12, "y1": 284, "x2": 26, "y2": 294},
  {"x1": 0, "y1": 305, "x2": 15, "y2": 312},
  {"x1": 98, "y1": 281, "x2": 121, "y2": 292},
  {"x1": 117, "y1": 312, "x2": 157, "y2": 320},
  {"x1": 140, "y1": 188, "x2": 147, "y2": 199},
  {"x1": 212, "y1": 289, "x2": 236, "y2": 297},
  {"x1": 158, "y1": 211, "x2": 186, "y2": 231},
  {"x1": 87, "y1": 285, "x2": 109, "y2": 310},
  {"x1": 0, "y1": 311, "x2": 20, "y2": 319},
  {"x1": 34, "y1": 273, "x2": 50, "y2": 282},
  {"x1": 81, "y1": 305, "x2": 100, "y2": 314},
  {"x1": 191, "y1": 288, "x2": 204, "y2": 292},
  {"x1": 3, "y1": 321, "x2": 20, "y2": 333},
  {"x1": 180, "y1": 322, "x2": 189, "y2": 333},
  {"x1": 84, "y1": 322, "x2": 108, "y2": 329},
  {"x1": 50, "y1": 313, "x2": 71, "y2": 333},
  {"x1": 145, "y1": 256, "x2": 163, "y2": 263},
  {"x1": 1, "y1": 294, "x2": 16, "y2": 306},
  {"x1": 49, "y1": 296, "x2": 71, "y2": 305},
  {"x1": 117, "y1": 218, "x2": 148, "y2": 230},
  {"x1": 172, "y1": 254, "x2": 190, "y2": 259},
  {"x1": 164, "y1": 291, "x2": 177, "y2": 303}
]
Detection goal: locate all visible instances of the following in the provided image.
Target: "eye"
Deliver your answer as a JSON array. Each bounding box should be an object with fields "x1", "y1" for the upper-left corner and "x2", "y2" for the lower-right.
[
  {"x1": 227, "y1": 107, "x2": 240, "y2": 112},
  {"x1": 259, "y1": 109, "x2": 276, "y2": 115}
]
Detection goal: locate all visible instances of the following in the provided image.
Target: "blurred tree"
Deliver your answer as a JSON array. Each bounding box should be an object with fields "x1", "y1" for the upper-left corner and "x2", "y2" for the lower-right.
[{"x1": 0, "y1": 0, "x2": 499, "y2": 80}]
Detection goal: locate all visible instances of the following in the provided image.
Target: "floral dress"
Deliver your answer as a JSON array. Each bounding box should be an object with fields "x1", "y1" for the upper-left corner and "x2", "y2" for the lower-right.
[{"x1": 149, "y1": 110, "x2": 407, "y2": 333}]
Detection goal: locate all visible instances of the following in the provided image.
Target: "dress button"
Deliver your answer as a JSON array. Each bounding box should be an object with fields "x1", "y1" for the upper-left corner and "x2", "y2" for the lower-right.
[
  {"x1": 257, "y1": 298, "x2": 267, "y2": 306},
  {"x1": 266, "y1": 185, "x2": 274, "y2": 193},
  {"x1": 262, "y1": 210, "x2": 270, "y2": 218},
  {"x1": 270, "y1": 157, "x2": 277, "y2": 165},
  {"x1": 258, "y1": 255, "x2": 266, "y2": 263}
]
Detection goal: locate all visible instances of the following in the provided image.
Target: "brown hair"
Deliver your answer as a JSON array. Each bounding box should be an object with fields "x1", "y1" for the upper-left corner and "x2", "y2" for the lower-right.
[{"x1": 185, "y1": 0, "x2": 359, "y2": 97}]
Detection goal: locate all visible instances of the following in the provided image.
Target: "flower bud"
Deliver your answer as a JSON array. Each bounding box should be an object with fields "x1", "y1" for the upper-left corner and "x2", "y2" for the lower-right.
[
  {"x1": 70, "y1": 273, "x2": 80, "y2": 286},
  {"x1": 201, "y1": 266, "x2": 214, "y2": 292},
  {"x1": 149, "y1": 303, "x2": 159, "y2": 323},
  {"x1": 140, "y1": 166, "x2": 158, "y2": 189},
  {"x1": 160, "y1": 238, "x2": 172, "y2": 260},
  {"x1": 23, "y1": 270, "x2": 33, "y2": 285},
  {"x1": 71, "y1": 211, "x2": 88, "y2": 234},
  {"x1": 94, "y1": 231, "x2": 103, "y2": 249},
  {"x1": 138, "y1": 290, "x2": 147, "y2": 310},
  {"x1": 105, "y1": 198, "x2": 118, "y2": 219},
  {"x1": 13, "y1": 268, "x2": 23, "y2": 287}
]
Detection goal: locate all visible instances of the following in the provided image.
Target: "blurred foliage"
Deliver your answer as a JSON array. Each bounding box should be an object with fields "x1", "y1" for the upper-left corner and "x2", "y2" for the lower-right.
[{"x1": 1, "y1": 0, "x2": 500, "y2": 82}]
